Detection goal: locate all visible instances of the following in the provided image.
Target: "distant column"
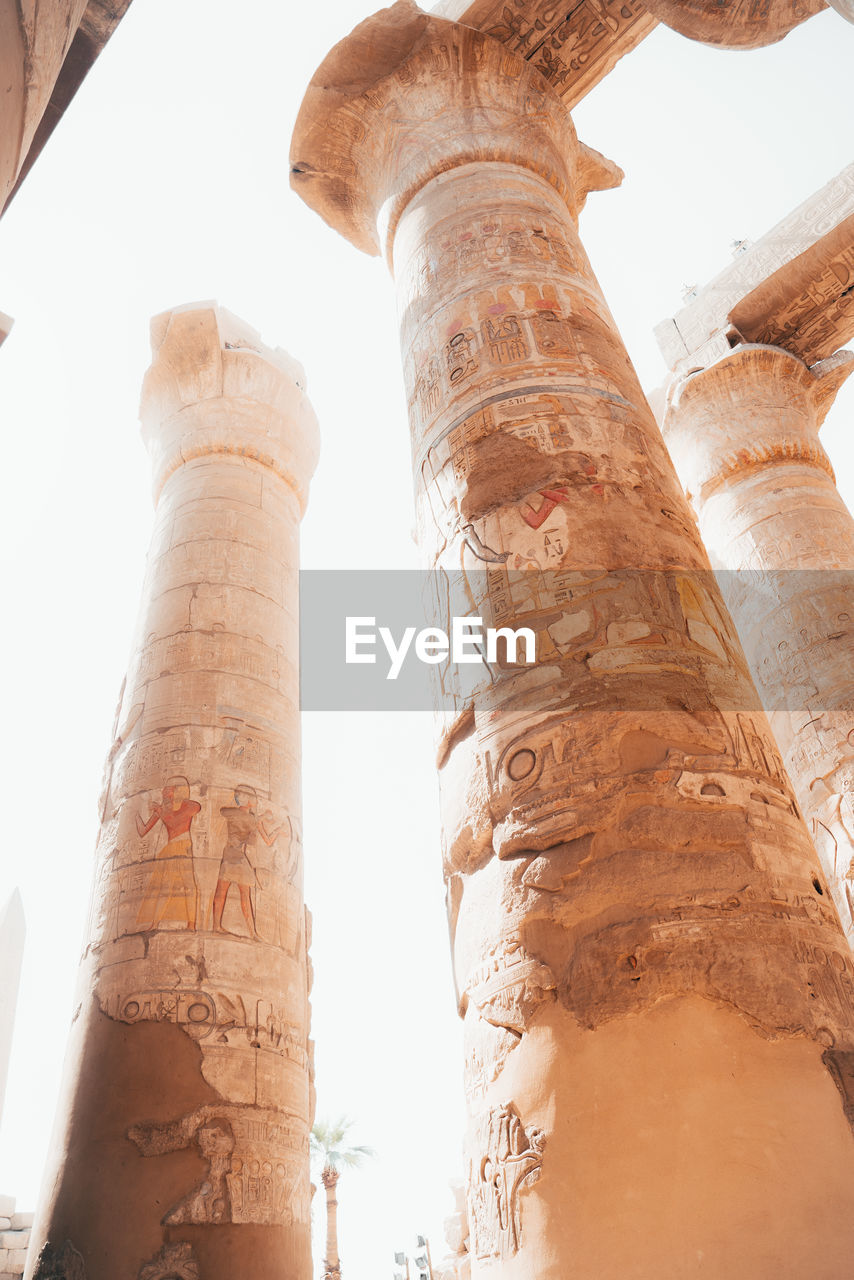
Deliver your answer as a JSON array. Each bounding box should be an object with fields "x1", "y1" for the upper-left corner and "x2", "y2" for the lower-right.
[
  {"x1": 0, "y1": 889, "x2": 25, "y2": 1130},
  {"x1": 26, "y1": 303, "x2": 319, "y2": 1280},
  {"x1": 291, "y1": 6, "x2": 854, "y2": 1276},
  {"x1": 663, "y1": 343, "x2": 854, "y2": 936}
]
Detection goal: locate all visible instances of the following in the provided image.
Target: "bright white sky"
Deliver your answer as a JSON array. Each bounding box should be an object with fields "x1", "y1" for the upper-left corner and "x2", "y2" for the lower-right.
[{"x1": 0, "y1": 3, "x2": 852, "y2": 1276}]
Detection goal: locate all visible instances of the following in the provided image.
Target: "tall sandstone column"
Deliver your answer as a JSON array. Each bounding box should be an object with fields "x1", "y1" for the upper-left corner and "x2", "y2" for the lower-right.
[
  {"x1": 292, "y1": 5, "x2": 854, "y2": 1275},
  {"x1": 662, "y1": 344, "x2": 854, "y2": 941},
  {"x1": 27, "y1": 303, "x2": 318, "y2": 1280}
]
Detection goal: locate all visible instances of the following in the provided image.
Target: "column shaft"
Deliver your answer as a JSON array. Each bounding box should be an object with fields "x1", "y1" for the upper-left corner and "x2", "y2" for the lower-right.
[
  {"x1": 291, "y1": 8, "x2": 854, "y2": 1274},
  {"x1": 664, "y1": 343, "x2": 854, "y2": 939},
  {"x1": 26, "y1": 305, "x2": 318, "y2": 1280}
]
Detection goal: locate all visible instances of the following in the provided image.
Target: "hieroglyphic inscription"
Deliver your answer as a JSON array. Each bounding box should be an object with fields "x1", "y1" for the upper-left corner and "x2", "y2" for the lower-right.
[
  {"x1": 468, "y1": 1103, "x2": 545, "y2": 1259},
  {"x1": 129, "y1": 1105, "x2": 309, "y2": 1227},
  {"x1": 481, "y1": 0, "x2": 654, "y2": 106},
  {"x1": 482, "y1": 314, "x2": 528, "y2": 364},
  {"x1": 748, "y1": 245, "x2": 854, "y2": 362},
  {"x1": 401, "y1": 217, "x2": 586, "y2": 316},
  {"x1": 464, "y1": 936, "x2": 556, "y2": 1033},
  {"x1": 446, "y1": 329, "x2": 479, "y2": 385}
]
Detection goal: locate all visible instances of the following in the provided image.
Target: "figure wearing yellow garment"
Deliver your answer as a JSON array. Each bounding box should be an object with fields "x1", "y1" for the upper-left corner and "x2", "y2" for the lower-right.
[{"x1": 134, "y1": 776, "x2": 201, "y2": 931}]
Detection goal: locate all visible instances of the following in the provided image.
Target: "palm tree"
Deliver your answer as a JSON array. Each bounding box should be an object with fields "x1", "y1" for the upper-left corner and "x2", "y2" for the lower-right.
[{"x1": 311, "y1": 1116, "x2": 374, "y2": 1280}]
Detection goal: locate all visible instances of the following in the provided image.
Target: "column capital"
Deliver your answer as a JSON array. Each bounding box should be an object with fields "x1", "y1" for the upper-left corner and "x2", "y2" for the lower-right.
[
  {"x1": 289, "y1": 0, "x2": 622, "y2": 260},
  {"x1": 663, "y1": 342, "x2": 854, "y2": 500},
  {"x1": 139, "y1": 301, "x2": 320, "y2": 512},
  {"x1": 639, "y1": 0, "x2": 824, "y2": 48}
]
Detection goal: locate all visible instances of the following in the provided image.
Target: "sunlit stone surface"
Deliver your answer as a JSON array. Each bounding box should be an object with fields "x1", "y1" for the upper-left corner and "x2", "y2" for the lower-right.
[
  {"x1": 25, "y1": 303, "x2": 318, "y2": 1280},
  {"x1": 292, "y1": 6, "x2": 854, "y2": 1275}
]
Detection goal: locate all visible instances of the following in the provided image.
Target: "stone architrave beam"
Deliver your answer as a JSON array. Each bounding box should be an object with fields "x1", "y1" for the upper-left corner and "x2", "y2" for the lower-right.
[
  {"x1": 292, "y1": 5, "x2": 854, "y2": 1275},
  {"x1": 655, "y1": 162, "x2": 854, "y2": 380},
  {"x1": 429, "y1": 0, "x2": 831, "y2": 111},
  {"x1": 429, "y1": 0, "x2": 658, "y2": 109},
  {"x1": 25, "y1": 303, "x2": 319, "y2": 1280}
]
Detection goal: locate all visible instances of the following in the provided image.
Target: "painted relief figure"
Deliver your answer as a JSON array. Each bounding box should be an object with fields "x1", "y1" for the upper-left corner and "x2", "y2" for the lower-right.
[
  {"x1": 520, "y1": 486, "x2": 569, "y2": 531},
  {"x1": 257, "y1": 814, "x2": 300, "y2": 952},
  {"x1": 134, "y1": 776, "x2": 201, "y2": 931},
  {"x1": 213, "y1": 786, "x2": 281, "y2": 939}
]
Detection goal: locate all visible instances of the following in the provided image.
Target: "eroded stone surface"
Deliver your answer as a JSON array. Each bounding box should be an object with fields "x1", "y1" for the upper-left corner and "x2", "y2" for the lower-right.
[
  {"x1": 25, "y1": 304, "x2": 318, "y2": 1280},
  {"x1": 293, "y1": 8, "x2": 854, "y2": 1274}
]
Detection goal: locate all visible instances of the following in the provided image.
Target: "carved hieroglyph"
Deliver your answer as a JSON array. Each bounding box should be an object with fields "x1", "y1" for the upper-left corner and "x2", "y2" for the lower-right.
[
  {"x1": 655, "y1": 162, "x2": 854, "y2": 379},
  {"x1": 25, "y1": 304, "x2": 319, "y2": 1280},
  {"x1": 431, "y1": 0, "x2": 657, "y2": 108},
  {"x1": 663, "y1": 344, "x2": 854, "y2": 941},
  {"x1": 467, "y1": 1104, "x2": 545, "y2": 1261},
  {"x1": 293, "y1": 6, "x2": 854, "y2": 1274},
  {"x1": 432, "y1": 0, "x2": 829, "y2": 115}
]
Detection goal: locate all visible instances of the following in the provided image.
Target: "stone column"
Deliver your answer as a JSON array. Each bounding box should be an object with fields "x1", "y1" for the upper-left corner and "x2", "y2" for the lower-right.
[
  {"x1": 292, "y1": 6, "x2": 854, "y2": 1275},
  {"x1": 26, "y1": 303, "x2": 318, "y2": 1280},
  {"x1": 663, "y1": 343, "x2": 854, "y2": 937}
]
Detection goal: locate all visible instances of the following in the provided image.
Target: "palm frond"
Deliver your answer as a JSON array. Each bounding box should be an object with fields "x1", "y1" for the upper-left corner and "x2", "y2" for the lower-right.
[{"x1": 310, "y1": 1116, "x2": 375, "y2": 1175}]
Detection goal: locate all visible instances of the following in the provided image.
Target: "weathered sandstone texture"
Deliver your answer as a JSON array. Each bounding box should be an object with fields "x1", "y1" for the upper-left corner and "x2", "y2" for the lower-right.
[
  {"x1": 25, "y1": 304, "x2": 318, "y2": 1280},
  {"x1": 292, "y1": 6, "x2": 854, "y2": 1275},
  {"x1": 659, "y1": 170, "x2": 854, "y2": 946}
]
